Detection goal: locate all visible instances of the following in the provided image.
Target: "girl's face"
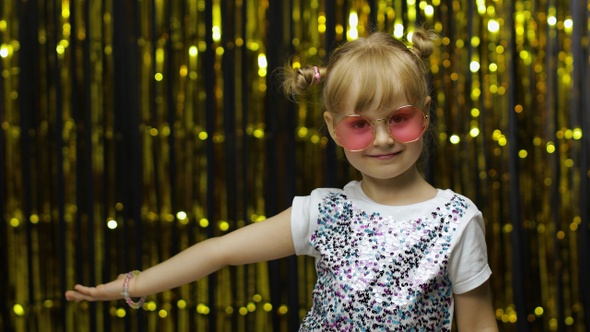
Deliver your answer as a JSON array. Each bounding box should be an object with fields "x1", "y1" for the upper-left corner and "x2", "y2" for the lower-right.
[{"x1": 324, "y1": 95, "x2": 430, "y2": 182}]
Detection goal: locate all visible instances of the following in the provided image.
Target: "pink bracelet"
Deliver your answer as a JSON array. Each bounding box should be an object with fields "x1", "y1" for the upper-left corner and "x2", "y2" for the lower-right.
[{"x1": 122, "y1": 270, "x2": 146, "y2": 309}]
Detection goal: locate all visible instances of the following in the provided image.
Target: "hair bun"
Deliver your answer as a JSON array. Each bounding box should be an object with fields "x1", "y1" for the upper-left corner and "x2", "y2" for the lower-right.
[
  {"x1": 281, "y1": 64, "x2": 325, "y2": 99},
  {"x1": 410, "y1": 28, "x2": 437, "y2": 60}
]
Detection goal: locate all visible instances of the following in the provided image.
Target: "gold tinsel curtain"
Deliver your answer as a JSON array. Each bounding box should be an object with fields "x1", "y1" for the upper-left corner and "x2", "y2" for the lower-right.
[{"x1": 1, "y1": 0, "x2": 589, "y2": 331}]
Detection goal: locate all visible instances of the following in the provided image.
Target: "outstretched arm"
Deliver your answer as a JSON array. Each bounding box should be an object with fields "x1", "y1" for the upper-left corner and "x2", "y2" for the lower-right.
[
  {"x1": 65, "y1": 207, "x2": 295, "y2": 302},
  {"x1": 454, "y1": 280, "x2": 498, "y2": 331}
]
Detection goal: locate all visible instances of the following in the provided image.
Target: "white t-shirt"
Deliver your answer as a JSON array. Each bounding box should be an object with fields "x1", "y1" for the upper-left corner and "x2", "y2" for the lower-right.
[{"x1": 291, "y1": 181, "x2": 491, "y2": 331}]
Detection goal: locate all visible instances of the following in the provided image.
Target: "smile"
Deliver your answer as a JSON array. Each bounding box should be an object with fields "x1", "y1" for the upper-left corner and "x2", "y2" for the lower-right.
[{"x1": 366, "y1": 151, "x2": 402, "y2": 159}]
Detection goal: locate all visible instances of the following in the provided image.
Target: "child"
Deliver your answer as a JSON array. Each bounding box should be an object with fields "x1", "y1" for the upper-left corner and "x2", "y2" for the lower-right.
[{"x1": 66, "y1": 28, "x2": 498, "y2": 331}]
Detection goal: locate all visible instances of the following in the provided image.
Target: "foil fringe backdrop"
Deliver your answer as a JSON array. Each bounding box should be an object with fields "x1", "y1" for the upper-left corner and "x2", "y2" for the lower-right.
[{"x1": 1, "y1": 0, "x2": 589, "y2": 331}]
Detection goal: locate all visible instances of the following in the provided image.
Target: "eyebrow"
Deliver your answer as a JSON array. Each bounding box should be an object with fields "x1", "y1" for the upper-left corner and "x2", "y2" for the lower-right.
[{"x1": 354, "y1": 103, "x2": 408, "y2": 117}]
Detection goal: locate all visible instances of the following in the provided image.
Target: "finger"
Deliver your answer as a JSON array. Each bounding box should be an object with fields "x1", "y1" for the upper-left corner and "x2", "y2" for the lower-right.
[
  {"x1": 75, "y1": 283, "x2": 123, "y2": 301},
  {"x1": 65, "y1": 290, "x2": 95, "y2": 302},
  {"x1": 72, "y1": 284, "x2": 95, "y2": 296},
  {"x1": 73, "y1": 284, "x2": 91, "y2": 291},
  {"x1": 64, "y1": 290, "x2": 77, "y2": 301}
]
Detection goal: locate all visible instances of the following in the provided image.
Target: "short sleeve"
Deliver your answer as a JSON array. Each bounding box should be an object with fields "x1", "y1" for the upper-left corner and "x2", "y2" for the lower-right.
[
  {"x1": 291, "y1": 195, "x2": 315, "y2": 256},
  {"x1": 449, "y1": 212, "x2": 492, "y2": 294},
  {"x1": 291, "y1": 188, "x2": 340, "y2": 257}
]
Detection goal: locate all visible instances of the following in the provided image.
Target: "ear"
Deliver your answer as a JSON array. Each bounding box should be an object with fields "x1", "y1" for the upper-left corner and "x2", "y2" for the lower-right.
[
  {"x1": 423, "y1": 96, "x2": 432, "y2": 125},
  {"x1": 423, "y1": 96, "x2": 432, "y2": 112},
  {"x1": 323, "y1": 111, "x2": 340, "y2": 144}
]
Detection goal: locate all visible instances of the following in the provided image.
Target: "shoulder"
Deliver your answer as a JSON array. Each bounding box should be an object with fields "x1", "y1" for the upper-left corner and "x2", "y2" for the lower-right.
[
  {"x1": 429, "y1": 190, "x2": 486, "y2": 253},
  {"x1": 434, "y1": 189, "x2": 481, "y2": 220},
  {"x1": 436, "y1": 188, "x2": 477, "y2": 206},
  {"x1": 290, "y1": 183, "x2": 356, "y2": 256},
  {"x1": 295, "y1": 187, "x2": 345, "y2": 207}
]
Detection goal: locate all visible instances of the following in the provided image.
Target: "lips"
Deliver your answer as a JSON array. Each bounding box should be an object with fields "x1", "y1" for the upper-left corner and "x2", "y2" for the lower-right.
[{"x1": 366, "y1": 151, "x2": 402, "y2": 159}]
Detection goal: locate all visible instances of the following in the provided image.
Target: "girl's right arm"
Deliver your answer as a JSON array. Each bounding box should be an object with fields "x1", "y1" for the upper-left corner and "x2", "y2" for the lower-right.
[{"x1": 65, "y1": 207, "x2": 295, "y2": 302}]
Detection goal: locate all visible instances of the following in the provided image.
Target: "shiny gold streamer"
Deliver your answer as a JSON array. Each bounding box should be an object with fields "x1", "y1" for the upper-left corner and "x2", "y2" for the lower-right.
[{"x1": 1, "y1": 0, "x2": 589, "y2": 331}]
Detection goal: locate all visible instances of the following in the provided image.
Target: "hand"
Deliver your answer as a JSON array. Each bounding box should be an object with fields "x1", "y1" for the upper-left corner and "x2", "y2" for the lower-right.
[{"x1": 65, "y1": 274, "x2": 128, "y2": 303}]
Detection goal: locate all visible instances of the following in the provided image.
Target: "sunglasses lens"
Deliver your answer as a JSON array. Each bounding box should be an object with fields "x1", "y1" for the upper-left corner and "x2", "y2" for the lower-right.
[
  {"x1": 334, "y1": 116, "x2": 374, "y2": 151},
  {"x1": 387, "y1": 106, "x2": 426, "y2": 143},
  {"x1": 334, "y1": 106, "x2": 427, "y2": 151}
]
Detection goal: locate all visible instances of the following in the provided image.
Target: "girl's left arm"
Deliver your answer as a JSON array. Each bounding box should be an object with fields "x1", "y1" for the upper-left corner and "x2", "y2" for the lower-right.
[{"x1": 453, "y1": 280, "x2": 499, "y2": 332}]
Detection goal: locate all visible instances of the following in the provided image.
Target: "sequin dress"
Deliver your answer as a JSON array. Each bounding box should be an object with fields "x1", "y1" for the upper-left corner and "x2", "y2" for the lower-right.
[{"x1": 291, "y1": 181, "x2": 491, "y2": 331}]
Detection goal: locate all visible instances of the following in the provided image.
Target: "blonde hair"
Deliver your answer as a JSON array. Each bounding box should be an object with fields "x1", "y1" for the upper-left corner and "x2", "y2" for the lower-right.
[{"x1": 283, "y1": 28, "x2": 437, "y2": 114}]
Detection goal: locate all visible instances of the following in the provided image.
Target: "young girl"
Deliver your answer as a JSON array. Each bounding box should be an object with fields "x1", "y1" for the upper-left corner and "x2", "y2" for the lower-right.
[{"x1": 66, "y1": 29, "x2": 498, "y2": 331}]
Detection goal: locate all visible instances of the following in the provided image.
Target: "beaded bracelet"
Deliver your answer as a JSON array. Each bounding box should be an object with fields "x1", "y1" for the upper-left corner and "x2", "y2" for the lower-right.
[{"x1": 121, "y1": 270, "x2": 146, "y2": 309}]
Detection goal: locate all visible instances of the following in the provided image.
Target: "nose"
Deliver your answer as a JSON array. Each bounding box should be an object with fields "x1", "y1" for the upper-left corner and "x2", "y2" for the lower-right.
[{"x1": 372, "y1": 118, "x2": 394, "y2": 146}]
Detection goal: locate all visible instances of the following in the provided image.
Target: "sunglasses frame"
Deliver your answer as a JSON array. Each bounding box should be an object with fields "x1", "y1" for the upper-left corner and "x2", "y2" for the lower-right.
[{"x1": 333, "y1": 105, "x2": 429, "y2": 152}]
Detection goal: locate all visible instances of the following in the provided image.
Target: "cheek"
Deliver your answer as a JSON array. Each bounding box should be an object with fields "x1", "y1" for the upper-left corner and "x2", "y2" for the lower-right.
[
  {"x1": 342, "y1": 149, "x2": 356, "y2": 160},
  {"x1": 407, "y1": 140, "x2": 425, "y2": 156},
  {"x1": 342, "y1": 150, "x2": 367, "y2": 169}
]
